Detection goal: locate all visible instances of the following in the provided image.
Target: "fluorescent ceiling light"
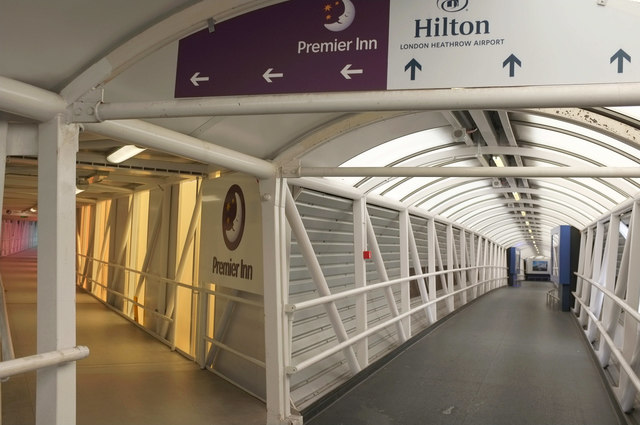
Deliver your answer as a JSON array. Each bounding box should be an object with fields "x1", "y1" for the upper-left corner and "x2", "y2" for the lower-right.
[
  {"x1": 492, "y1": 156, "x2": 505, "y2": 167},
  {"x1": 76, "y1": 187, "x2": 85, "y2": 194},
  {"x1": 525, "y1": 221, "x2": 530, "y2": 226},
  {"x1": 521, "y1": 211, "x2": 527, "y2": 216},
  {"x1": 107, "y1": 145, "x2": 146, "y2": 164},
  {"x1": 512, "y1": 192, "x2": 521, "y2": 201}
]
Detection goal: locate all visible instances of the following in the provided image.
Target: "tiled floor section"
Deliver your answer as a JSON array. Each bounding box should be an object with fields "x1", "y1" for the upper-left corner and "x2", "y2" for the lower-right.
[{"x1": 0, "y1": 249, "x2": 266, "y2": 425}]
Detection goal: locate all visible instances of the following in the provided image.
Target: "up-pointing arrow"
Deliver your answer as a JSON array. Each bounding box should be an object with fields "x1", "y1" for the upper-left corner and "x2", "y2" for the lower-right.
[
  {"x1": 404, "y1": 59, "x2": 422, "y2": 81},
  {"x1": 502, "y1": 54, "x2": 521, "y2": 78},
  {"x1": 610, "y1": 49, "x2": 631, "y2": 74}
]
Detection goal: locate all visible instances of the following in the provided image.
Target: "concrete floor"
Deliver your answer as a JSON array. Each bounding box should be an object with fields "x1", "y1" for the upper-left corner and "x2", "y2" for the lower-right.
[
  {"x1": 307, "y1": 281, "x2": 626, "y2": 425},
  {"x1": 0, "y1": 249, "x2": 266, "y2": 425}
]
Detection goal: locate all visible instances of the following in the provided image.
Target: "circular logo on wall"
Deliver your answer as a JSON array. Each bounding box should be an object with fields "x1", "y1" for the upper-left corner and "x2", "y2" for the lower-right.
[
  {"x1": 437, "y1": 0, "x2": 469, "y2": 13},
  {"x1": 323, "y1": 0, "x2": 356, "y2": 32},
  {"x1": 222, "y1": 184, "x2": 246, "y2": 251}
]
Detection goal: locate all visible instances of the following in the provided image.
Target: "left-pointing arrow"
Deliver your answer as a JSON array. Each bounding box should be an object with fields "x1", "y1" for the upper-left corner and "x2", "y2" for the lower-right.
[
  {"x1": 263, "y1": 68, "x2": 284, "y2": 83},
  {"x1": 341, "y1": 64, "x2": 364, "y2": 80},
  {"x1": 190, "y1": 72, "x2": 210, "y2": 87}
]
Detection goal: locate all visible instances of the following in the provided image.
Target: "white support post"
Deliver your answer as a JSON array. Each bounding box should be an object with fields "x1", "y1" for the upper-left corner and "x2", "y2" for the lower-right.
[
  {"x1": 579, "y1": 224, "x2": 601, "y2": 327},
  {"x1": 459, "y1": 229, "x2": 468, "y2": 305},
  {"x1": 446, "y1": 225, "x2": 455, "y2": 312},
  {"x1": 427, "y1": 219, "x2": 438, "y2": 320},
  {"x1": 399, "y1": 210, "x2": 411, "y2": 338},
  {"x1": 618, "y1": 203, "x2": 640, "y2": 412},
  {"x1": 353, "y1": 197, "x2": 368, "y2": 367},
  {"x1": 586, "y1": 221, "x2": 606, "y2": 334},
  {"x1": 262, "y1": 178, "x2": 298, "y2": 425},
  {"x1": 0, "y1": 122, "x2": 6, "y2": 241},
  {"x1": 573, "y1": 230, "x2": 589, "y2": 314},
  {"x1": 36, "y1": 115, "x2": 80, "y2": 425},
  {"x1": 588, "y1": 214, "x2": 620, "y2": 342},
  {"x1": 285, "y1": 187, "x2": 361, "y2": 374},
  {"x1": 597, "y1": 214, "x2": 624, "y2": 365},
  {"x1": 469, "y1": 234, "x2": 478, "y2": 300},
  {"x1": 407, "y1": 220, "x2": 435, "y2": 324},
  {"x1": 432, "y1": 226, "x2": 450, "y2": 312},
  {"x1": 365, "y1": 211, "x2": 408, "y2": 343}
]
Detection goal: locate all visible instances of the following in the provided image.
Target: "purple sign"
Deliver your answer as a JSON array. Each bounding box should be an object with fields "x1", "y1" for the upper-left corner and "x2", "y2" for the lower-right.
[{"x1": 175, "y1": 0, "x2": 390, "y2": 98}]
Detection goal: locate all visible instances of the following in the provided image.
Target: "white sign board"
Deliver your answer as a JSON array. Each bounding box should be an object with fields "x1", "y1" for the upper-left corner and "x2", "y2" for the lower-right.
[
  {"x1": 387, "y1": 0, "x2": 638, "y2": 89},
  {"x1": 199, "y1": 174, "x2": 264, "y2": 295}
]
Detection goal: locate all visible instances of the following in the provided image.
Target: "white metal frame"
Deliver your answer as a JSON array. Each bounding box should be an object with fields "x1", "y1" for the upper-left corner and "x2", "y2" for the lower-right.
[
  {"x1": 572, "y1": 196, "x2": 640, "y2": 413},
  {"x1": 271, "y1": 178, "x2": 507, "y2": 423}
]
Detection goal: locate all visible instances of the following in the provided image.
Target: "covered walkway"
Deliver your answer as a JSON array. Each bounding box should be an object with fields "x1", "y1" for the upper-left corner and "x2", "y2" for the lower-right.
[
  {"x1": 0, "y1": 249, "x2": 265, "y2": 425},
  {"x1": 307, "y1": 281, "x2": 624, "y2": 425}
]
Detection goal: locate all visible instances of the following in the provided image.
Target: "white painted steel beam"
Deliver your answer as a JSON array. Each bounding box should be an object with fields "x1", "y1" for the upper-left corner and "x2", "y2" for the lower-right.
[
  {"x1": 84, "y1": 120, "x2": 275, "y2": 179},
  {"x1": 261, "y1": 178, "x2": 297, "y2": 425},
  {"x1": 94, "y1": 83, "x2": 640, "y2": 120},
  {"x1": 353, "y1": 198, "x2": 368, "y2": 366},
  {"x1": 0, "y1": 75, "x2": 66, "y2": 122},
  {"x1": 37, "y1": 116, "x2": 79, "y2": 425},
  {"x1": 284, "y1": 186, "x2": 361, "y2": 375},
  {"x1": 294, "y1": 167, "x2": 640, "y2": 178}
]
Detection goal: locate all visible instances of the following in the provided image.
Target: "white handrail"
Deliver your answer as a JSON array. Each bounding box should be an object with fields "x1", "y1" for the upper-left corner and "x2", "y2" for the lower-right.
[
  {"x1": 573, "y1": 272, "x2": 640, "y2": 325},
  {"x1": 0, "y1": 346, "x2": 90, "y2": 380},
  {"x1": 286, "y1": 265, "x2": 507, "y2": 313},
  {"x1": 287, "y1": 276, "x2": 505, "y2": 375},
  {"x1": 573, "y1": 296, "x2": 640, "y2": 396}
]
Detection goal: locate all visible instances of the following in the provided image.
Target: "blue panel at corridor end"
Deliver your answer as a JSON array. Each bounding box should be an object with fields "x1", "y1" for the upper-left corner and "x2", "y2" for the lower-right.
[
  {"x1": 551, "y1": 225, "x2": 580, "y2": 311},
  {"x1": 507, "y1": 247, "x2": 520, "y2": 287}
]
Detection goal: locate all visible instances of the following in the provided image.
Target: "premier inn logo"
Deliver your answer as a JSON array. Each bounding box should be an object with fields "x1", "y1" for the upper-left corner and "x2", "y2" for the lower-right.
[
  {"x1": 222, "y1": 184, "x2": 246, "y2": 251},
  {"x1": 437, "y1": 0, "x2": 469, "y2": 13}
]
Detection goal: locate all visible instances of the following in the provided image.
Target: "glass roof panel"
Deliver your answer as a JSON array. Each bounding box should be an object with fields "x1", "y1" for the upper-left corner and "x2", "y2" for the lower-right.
[
  {"x1": 340, "y1": 127, "x2": 451, "y2": 168},
  {"x1": 606, "y1": 106, "x2": 640, "y2": 121},
  {"x1": 514, "y1": 124, "x2": 640, "y2": 166},
  {"x1": 417, "y1": 179, "x2": 491, "y2": 210}
]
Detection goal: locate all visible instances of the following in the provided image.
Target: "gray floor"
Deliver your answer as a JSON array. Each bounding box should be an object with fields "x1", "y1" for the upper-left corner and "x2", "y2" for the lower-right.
[
  {"x1": 307, "y1": 282, "x2": 625, "y2": 425},
  {"x1": 1, "y1": 249, "x2": 266, "y2": 425}
]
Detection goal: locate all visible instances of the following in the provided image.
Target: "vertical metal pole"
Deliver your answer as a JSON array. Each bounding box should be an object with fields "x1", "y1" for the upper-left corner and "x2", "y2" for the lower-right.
[
  {"x1": 36, "y1": 115, "x2": 79, "y2": 425},
  {"x1": 262, "y1": 177, "x2": 298, "y2": 425},
  {"x1": 469, "y1": 233, "x2": 478, "y2": 300},
  {"x1": 588, "y1": 214, "x2": 619, "y2": 342},
  {"x1": 427, "y1": 219, "x2": 438, "y2": 320},
  {"x1": 619, "y1": 203, "x2": 640, "y2": 411},
  {"x1": 580, "y1": 224, "x2": 601, "y2": 327},
  {"x1": 459, "y1": 229, "x2": 468, "y2": 305},
  {"x1": 573, "y1": 230, "x2": 588, "y2": 314},
  {"x1": 446, "y1": 224, "x2": 455, "y2": 311},
  {"x1": 161, "y1": 184, "x2": 203, "y2": 339},
  {"x1": 353, "y1": 197, "x2": 368, "y2": 367},
  {"x1": 0, "y1": 122, "x2": 7, "y2": 246},
  {"x1": 285, "y1": 186, "x2": 361, "y2": 374},
  {"x1": 399, "y1": 210, "x2": 411, "y2": 338},
  {"x1": 407, "y1": 220, "x2": 435, "y2": 323},
  {"x1": 599, "y1": 215, "x2": 632, "y2": 367},
  {"x1": 365, "y1": 211, "x2": 407, "y2": 343}
]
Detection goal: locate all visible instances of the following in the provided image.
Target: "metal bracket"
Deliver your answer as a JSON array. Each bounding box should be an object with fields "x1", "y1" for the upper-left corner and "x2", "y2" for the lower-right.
[
  {"x1": 286, "y1": 414, "x2": 303, "y2": 425},
  {"x1": 68, "y1": 87, "x2": 104, "y2": 123},
  {"x1": 280, "y1": 160, "x2": 302, "y2": 178},
  {"x1": 597, "y1": 0, "x2": 607, "y2": 5}
]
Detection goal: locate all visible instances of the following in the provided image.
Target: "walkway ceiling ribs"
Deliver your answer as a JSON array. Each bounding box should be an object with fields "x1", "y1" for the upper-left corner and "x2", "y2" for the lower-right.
[{"x1": 1, "y1": 0, "x2": 640, "y2": 259}]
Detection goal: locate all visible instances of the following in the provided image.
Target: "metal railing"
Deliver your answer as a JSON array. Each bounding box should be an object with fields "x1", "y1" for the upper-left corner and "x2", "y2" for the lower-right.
[
  {"x1": 573, "y1": 272, "x2": 640, "y2": 397},
  {"x1": 76, "y1": 254, "x2": 265, "y2": 379},
  {"x1": 286, "y1": 266, "x2": 507, "y2": 375}
]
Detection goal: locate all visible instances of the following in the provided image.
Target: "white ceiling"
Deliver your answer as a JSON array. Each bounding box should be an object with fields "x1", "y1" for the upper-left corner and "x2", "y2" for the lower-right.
[{"x1": 2, "y1": 0, "x2": 640, "y2": 259}]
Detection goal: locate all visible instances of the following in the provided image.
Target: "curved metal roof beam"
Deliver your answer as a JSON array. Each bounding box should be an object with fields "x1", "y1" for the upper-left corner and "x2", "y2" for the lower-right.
[
  {"x1": 432, "y1": 186, "x2": 608, "y2": 218},
  {"x1": 61, "y1": 0, "x2": 287, "y2": 102},
  {"x1": 451, "y1": 198, "x2": 591, "y2": 228},
  {"x1": 460, "y1": 206, "x2": 584, "y2": 232}
]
